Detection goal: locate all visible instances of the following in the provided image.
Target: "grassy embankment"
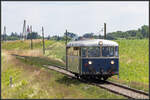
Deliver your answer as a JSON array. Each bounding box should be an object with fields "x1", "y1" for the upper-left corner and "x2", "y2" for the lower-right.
[
  {"x1": 1, "y1": 39, "x2": 149, "y2": 93},
  {"x1": 44, "y1": 39, "x2": 149, "y2": 92},
  {"x1": 109, "y1": 39, "x2": 149, "y2": 92},
  {"x1": 2, "y1": 40, "x2": 65, "y2": 64},
  {"x1": 1, "y1": 45, "x2": 125, "y2": 99}
]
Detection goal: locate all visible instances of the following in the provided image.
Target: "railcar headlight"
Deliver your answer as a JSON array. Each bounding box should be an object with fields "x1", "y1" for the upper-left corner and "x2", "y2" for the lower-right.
[
  {"x1": 111, "y1": 60, "x2": 114, "y2": 64},
  {"x1": 99, "y1": 41, "x2": 103, "y2": 45},
  {"x1": 88, "y1": 61, "x2": 92, "y2": 65}
]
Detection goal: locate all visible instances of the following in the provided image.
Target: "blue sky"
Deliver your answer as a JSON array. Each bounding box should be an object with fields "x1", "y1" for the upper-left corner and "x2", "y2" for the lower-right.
[{"x1": 2, "y1": 1, "x2": 149, "y2": 37}]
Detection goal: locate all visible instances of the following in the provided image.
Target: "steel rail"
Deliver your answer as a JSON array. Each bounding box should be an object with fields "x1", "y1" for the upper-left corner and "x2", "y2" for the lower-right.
[
  {"x1": 106, "y1": 81, "x2": 149, "y2": 96},
  {"x1": 12, "y1": 54, "x2": 149, "y2": 99},
  {"x1": 43, "y1": 65, "x2": 149, "y2": 99}
]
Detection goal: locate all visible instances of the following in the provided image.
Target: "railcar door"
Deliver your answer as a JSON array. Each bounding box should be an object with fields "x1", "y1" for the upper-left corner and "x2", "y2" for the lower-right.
[{"x1": 67, "y1": 47, "x2": 80, "y2": 73}]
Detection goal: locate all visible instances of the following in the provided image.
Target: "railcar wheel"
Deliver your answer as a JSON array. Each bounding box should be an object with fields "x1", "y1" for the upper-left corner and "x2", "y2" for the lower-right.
[
  {"x1": 80, "y1": 75, "x2": 88, "y2": 80},
  {"x1": 75, "y1": 73, "x2": 79, "y2": 79},
  {"x1": 103, "y1": 76, "x2": 108, "y2": 81},
  {"x1": 98, "y1": 76, "x2": 102, "y2": 81},
  {"x1": 80, "y1": 75, "x2": 85, "y2": 79}
]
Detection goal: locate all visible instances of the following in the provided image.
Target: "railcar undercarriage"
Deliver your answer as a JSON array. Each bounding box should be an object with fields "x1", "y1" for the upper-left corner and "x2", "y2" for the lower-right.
[{"x1": 74, "y1": 73, "x2": 113, "y2": 81}]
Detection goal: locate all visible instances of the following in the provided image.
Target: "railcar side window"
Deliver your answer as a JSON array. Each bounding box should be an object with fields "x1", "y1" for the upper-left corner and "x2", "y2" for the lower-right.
[
  {"x1": 102, "y1": 47, "x2": 109, "y2": 57},
  {"x1": 69, "y1": 47, "x2": 73, "y2": 56},
  {"x1": 109, "y1": 47, "x2": 114, "y2": 57},
  {"x1": 73, "y1": 47, "x2": 79, "y2": 56},
  {"x1": 88, "y1": 47, "x2": 100, "y2": 57},
  {"x1": 82, "y1": 47, "x2": 87, "y2": 57},
  {"x1": 67, "y1": 48, "x2": 71, "y2": 55},
  {"x1": 115, "y1": 46, "x2": 119, "y2": 57}
]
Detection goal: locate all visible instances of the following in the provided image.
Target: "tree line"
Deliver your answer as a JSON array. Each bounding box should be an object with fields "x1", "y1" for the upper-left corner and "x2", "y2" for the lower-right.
[
  {"x1": 48, "y1": 25, "x2": 149, "y2": 41},
  {"x1": 1, "y1": 25, "x2": 149, "y2": 41},
  {"x1": 106, "y1": 25, "x2": 149, "y2": 40},
  {"x1": 1, "y1": 32, "x2": 41, "y2": 41}
]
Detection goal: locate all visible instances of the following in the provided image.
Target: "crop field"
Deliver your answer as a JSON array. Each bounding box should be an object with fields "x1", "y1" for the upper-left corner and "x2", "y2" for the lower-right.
[{"x1": 1, "y1": 39, "x2": 149, "y2": 98}]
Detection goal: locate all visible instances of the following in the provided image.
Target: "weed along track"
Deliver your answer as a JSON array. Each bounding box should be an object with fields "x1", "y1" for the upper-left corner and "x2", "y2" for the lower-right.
[
  {"x1": 92, "y1": 82, "x2": 149, "y2": 99},
  {"x1": 12, "y1": 54, "x2": 149, "y2": 99},
  {"x1": 43, "y1": 65, "x2": 149, "y2": 99}
]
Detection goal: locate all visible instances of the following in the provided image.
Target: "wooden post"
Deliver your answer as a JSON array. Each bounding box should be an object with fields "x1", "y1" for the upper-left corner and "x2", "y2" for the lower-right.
[
  {"x1": 99, "y1": 28, "x2": 103, "y2": 39},
  {"x1": 30, "y1": 25, "x2": 33, "y2": 49},
  {"x1": 99, "y1": 33, "x2": 100, "y2": 39},
  {"x1": 20, "y1": 32, "x2": 22, "y2": 40},
  {"x1": 22, "y1": 20, "x2": 26, "y2": 40},
  {"x1": 104, "y1": 23, "x2": 106, "y2": 39},
  {"x1": 65, "y1": 29, "x2": 68, "y2": 45},
  {"x1": 10, "y1": 76, "x2": 12, "y2": 87},
  {"x1": 4, "y1": 26, "x2": 6, "y2": 41},
  {"x1": 42, "y1": 27, "x2": 45, "y2": 55},
  {"x1": 65, "y1": 29, "x2": 68, "y2": 70},
  {"x1": 3, "y1": 26, "x2": 6, "y2": 41}
]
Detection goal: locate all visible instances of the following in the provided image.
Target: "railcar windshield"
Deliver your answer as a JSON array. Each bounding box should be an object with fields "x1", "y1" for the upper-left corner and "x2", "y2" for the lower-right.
[
  {"x1": 102, "y1": 46, "x2": 115, "y2": 57},
  {"x1": 81, "y1": 46, "x2": 119, "y2": 57},
  {"x1": 109, "y1": 47, "x2": 114, "y2": 57},
  {"x1": 115, "y1": 46, "x2": 119, "y2": 57},
  {"x1": 88, "y1": 47, "x2": 100, "y2": 57},
  {"x1": 82, "y1": 47, "x2": 87, "y2": 57},
  {"x1": 82, "y1": 47, "x2": 100, "y2": 57},
  {"x1": 102, "y1": 46, "x2": 118, "y2": 57}
]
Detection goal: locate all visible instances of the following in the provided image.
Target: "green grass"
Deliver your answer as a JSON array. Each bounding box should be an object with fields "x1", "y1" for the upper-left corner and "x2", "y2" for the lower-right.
[
  {"x1": 108, "y1": 39, "x2": 149, "y2": 92},
  {"x1": 45, "y1": 41, "x2": 66, "y2": 62},
  {"x1": 44, "y1": 39, "x2": 149, "y2": 91},
  {"x1": 15, "y1": 55, "x2": 66, "y2": 68},
  {"x1": 116, "y1": 39, "x2": 149, "y2": 82},
  {"x1": 2, "y1": 40, "x2": 30, "y2": 50},
  {"x1": 1, "y1": 39, "x2": 149, "y2": 92},
  {"x1": 33, "y1": 40, "x2": 55, "y2": 49},
  {"x1": 1, "y1": 40, "x2": 56, "y2": 50},
  {"x1": 1, "y1": 51, "x2": 126, "y2": 99}
]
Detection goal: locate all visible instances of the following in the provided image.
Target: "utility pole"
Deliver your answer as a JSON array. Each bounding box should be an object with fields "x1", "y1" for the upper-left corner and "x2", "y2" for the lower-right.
[
  {"x1": 104, "y1": 23, "x2": 106, "y2": 39},
  {"x1": 27, "y1": 25, "x2": 30, "y2": 39},
  {"x1": 65, "y1": 29, "x2": 68, "y2": 45},
  {"x1": 65, "y1": 29, "x2": 68, "y2": 70},
  {"x1": 3, "y1": 26, "x2": 6, "y2": 41},
  {"x1": 99, "y1": 31, "x2": 100, "y2": 39},
  {"x1": 30, "y1": 25, "x2": 33, "y2": 49},
  {"x1": 22, "y1": 20, "x2": 26, "y2": 40},
  {"x1": 99, "y1": 28, "x2": 103, "y2": 39},
  {"x1": 20, "y1": 32, "x2": 22, "y2": 40},
  {"x1": 42, "y1": 26, "x2": 45, "y2": 55}
]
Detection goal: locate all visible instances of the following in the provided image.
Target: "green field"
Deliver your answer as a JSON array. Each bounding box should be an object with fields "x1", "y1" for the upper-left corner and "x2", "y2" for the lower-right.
[
  {"x1": 1, "y1": 39, "x2": 149, "y2": 98},
  {"x1": 110, "y1": 39, "x2": 149, "y2": 91},
  {"x1": 1, "y1": 48, "x2": 125, "y2": 99}
]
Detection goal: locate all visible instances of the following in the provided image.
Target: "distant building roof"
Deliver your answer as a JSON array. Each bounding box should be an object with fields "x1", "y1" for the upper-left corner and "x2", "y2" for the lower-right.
[{"x1": 67, "y1": 39, "x2": 119, "y2": 47}]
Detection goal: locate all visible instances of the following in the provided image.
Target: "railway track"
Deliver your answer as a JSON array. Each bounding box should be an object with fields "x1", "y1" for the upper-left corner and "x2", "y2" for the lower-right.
[
  {"x1": 43, "y1": 65, "x2": 149, "y2": 99},
  {"x1": 12, "y1": 54, "x2": 149, "y2": 99},
  {"x1": 92, "y1": 81, "x2": 149, "y2": 99}
]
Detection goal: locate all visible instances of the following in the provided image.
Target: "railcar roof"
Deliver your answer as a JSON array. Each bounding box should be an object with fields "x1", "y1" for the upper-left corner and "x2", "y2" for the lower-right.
[{"x1": 66, "y1": 39, "x2": 119, "y2": 47}]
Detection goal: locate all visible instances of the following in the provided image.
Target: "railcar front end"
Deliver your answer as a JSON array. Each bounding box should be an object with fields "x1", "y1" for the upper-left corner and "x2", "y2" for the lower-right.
[
  {"x1": 80, "y1": 46, "x2": 119, "y2": 80},
  {"x1": 66, "y1": 39, "x2": 119, "y2": 81}
]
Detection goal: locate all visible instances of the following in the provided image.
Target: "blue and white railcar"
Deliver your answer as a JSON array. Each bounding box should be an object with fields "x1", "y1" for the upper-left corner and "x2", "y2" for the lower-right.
[{"x1": 66, "y1": 39, "x2": 119, "y2": 80}]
